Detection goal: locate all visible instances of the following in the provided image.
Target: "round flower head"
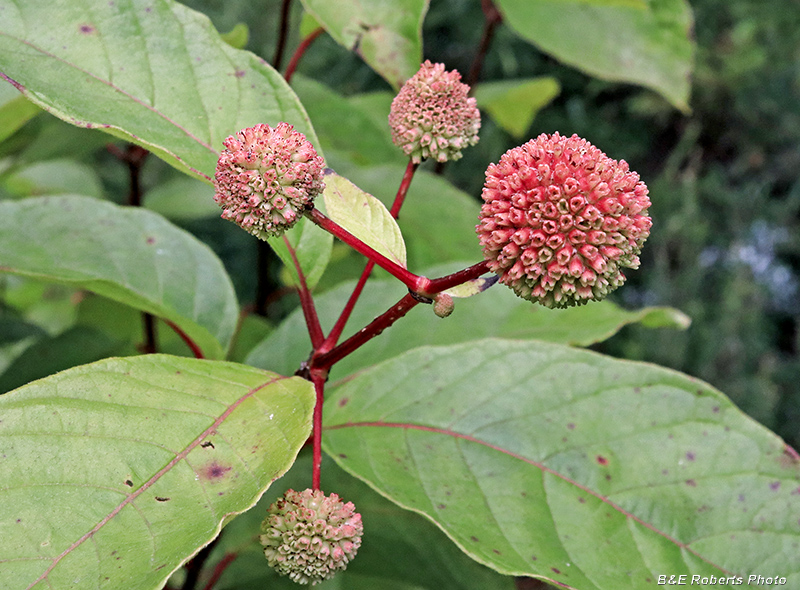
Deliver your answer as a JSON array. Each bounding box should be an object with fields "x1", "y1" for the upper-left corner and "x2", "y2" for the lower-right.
[
  {"x1": 260, "y1": 488, "x2": 363, "y2": 585},
  {"x1": 389, "y1": 60, "x2": 481, "y2": 163},
  {"x1": 214, "y1": 123, "x2": 324, "y2": 239},
  {"x1": 477, "y1": 133, "x2": 652, "y2": 308}
]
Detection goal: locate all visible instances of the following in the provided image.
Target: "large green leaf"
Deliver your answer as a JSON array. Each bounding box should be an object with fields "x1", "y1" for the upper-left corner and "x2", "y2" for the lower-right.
[
  {"x1": 202, "y1": 452, "x2": 515, "y2": 590},
  {"x1": 299, "y1": 0, "x2": 429, "y2": 89},
  {"x1": 246, "y1": 268, "x2": 690, "y2": 379},
  {"x1": 0, "y1": 0, "x2": 318, "y2": 181},
  {"x1": 495, "y1": 0, "x2": 694, "y2": 111},
  {"x1": 0, "y1": 354, "x2": 315, "y2": 590},
  {"x1": 0, "y1": 196, "x2": 239, "y2": 359},
  {"x1": 323, "y1": 339, "x2": 800, "y2": 588}
]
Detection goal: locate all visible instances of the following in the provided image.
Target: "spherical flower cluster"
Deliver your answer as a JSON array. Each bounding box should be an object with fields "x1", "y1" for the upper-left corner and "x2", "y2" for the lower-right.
[
  {"x1": 389, "y1": 60, "x2": 481, "y2": 163},
  {"x1": 259, "y1": 488, "x2": 363, "y2": 585},
  {"x1": 213, "y1": 123, "x2": 324, "y2": 239},
  {"x1": 477, "y1": 132, "x2": 652, "y2": 308}
]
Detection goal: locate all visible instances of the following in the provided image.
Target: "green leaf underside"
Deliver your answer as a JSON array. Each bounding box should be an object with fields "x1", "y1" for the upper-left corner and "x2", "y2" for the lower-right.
[
  {"x1": 0, "y1": 0, "x2": 317, "y2": 182},
  {"x1": 495, "y1": 0, "x2": 694, "y2": 112},
  {"x1": 322, "y1": 170, "x2": 408, "y2": 268},
  {"x1": 299, "y1": 0, "x2": 428, "y2": 89},
  {"x1": 246, "y1": 268, "x2": 690, "y2": 379},
  {"x1": 206, "y1": 452, "x2": 515, "y2": 590},
  {"x1": 0, "y1": 355, "x2": 314, "y2": 590},
  {"x1": 0, "y1": 196, "x2": 238, "y2": 359},
  {"x1": 0, "y1": 82, "x2": 39, "y2": 143},
  {"x1": 323, "y1": 339, "x2": 800, "y2": 589},
  {"x1": 473, "y1": 77, "x2": 561, "y2": 139}
]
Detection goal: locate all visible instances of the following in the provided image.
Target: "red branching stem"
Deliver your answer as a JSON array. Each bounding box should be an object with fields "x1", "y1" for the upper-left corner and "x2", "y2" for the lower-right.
[
  {"x1": 324, "y1": 160, "x2": 420, "y2": 348},
  {"x1": 284, "y1": 27, "x2": 324, "y2": 84},
  {"x1": 425, "y1": 260, "x2": 491, "y2": 294},
  {"x1": 165, "y1": 320, "x2": 205, "y2": 359},
  {"x1": 311, "y1": 371, "x2": 327, "y2": 490},
  {"x1": 305, "y1": 208, "x2": 426, "y2": 293},
  {"x1": 467, "y1": 0, "x2": 503, "y2": 89},
  {"x1": 272, "y1": 0, "x2": 293, "y2": 70},
  {"x1": 312, "y1": 293, "x2": 420, "y2": 370},
  {"x1": 201, "y1": 552, "x2": 239, "y2": 590},
  {"x1": 282, "y1": 234, "x2": 324, "y2": 349}
]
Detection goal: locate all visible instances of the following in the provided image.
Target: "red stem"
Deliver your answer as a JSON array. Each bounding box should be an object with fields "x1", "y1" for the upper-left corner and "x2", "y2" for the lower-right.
[
  {"x1": 467, "y1": 0, "x2": 503, "y2": 89},
  {"x1": 311, "y1": 371, "x2": 327, "y2": 490},
  {"x1": 272, "y1": 0, "x2": 293, "y2": 70},
  {"x1": 200, "y1": 552, "x2": 238, "y2": 590},
  {"x1": 284, "y1": 27, "x2": 324, "y2": 84},
  {"x1": 282, "y1": 234, "x2": 324, "y2": 349},
  {"x1": 324, "y1": 160, "x2": 419, "y2": 348},
  {"x1": 165, "y1": 320, "x2": 205, "y2": 359},
  {"x1": 426, "y1": 260, "x2": 491, "y2": 293},
  {"x1": 305, "y1": 208, "x2": 428, "y2": 294},
  {"x1": 312, "y1": 293, "x2": 420, "y2": 370}
]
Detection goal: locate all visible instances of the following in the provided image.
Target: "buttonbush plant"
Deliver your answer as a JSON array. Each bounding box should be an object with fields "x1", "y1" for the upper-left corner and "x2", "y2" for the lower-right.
[{"x1": 0, "y1": 1, "x2": 797, "y2": 589}]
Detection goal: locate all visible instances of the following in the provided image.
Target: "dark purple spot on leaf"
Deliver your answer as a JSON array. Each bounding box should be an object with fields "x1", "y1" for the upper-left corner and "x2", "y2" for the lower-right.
[
  {"x1": 712, "y1": 406, "x2": 720, "y2": 413},
  {"x1": 79, "y1": 24, "x2": 95, "y2": 34},
  {"x1": 578, "y1": 497, "x2": 586, "y2": 503},
  {"x1": 596, "y1": 455, "x2": 608, "y2": 466},
  {"x1": 146, "y1": 236, "x2": 155, "y2": 245},
  {"x1": 696, "y1": 389, "x2": 704, "y2": 396},
  {"x1": 686, "y1": 479, "x2": 696, "y2": 487},
  {"x1": 470, "y1": 536, "x2": 479, "y2": 542},
  {"x1": 492, "y1": 549, "x2": 501, "y2": 555},
  {"x1": 531, "y1": 555, "x2": 537, "y2": 561},
  {"x1": 437, "y1": 504, "x2": 446, "y2": 509},
  {"x1": 686, "y1": 452, "x2": 695, "y2": 461},
  {"x1": 792, "y1": 487, "x2": 800, "y2": 496},
  {"x1": 605, "y1": 474, "x2": 612, "y2": 480},
  {"x1": 201, "y1": 441, "x2": 214, "y2": 449},
  {"x1": 338, "y1": 453, "x2": 347, "y2": 459},
  {"x1": 338, "y1": 397, "x2": 349, "y2": 407},
  {"x1": 738, "y1": 494, "x2": 745, "y2": 502},
  {"x1": 203, "y1": 461, "x2": 232, "y2": 480},
  {"x1": 567, "y1": 423, "x2": 575, "y2": 430},
  {"x1": 155, "y1": 496, "x2": 170, "y2": 502},
  {"x1": 145, "y1": 6, "x2": 151, "y2": 11},
  {"x1": 124, "y1": 479, "x2": 133, "y2": 487},
  {"x1": 552, "y1": 568, "x2": 561, "y2": 574},
  {"x1": 234, "y1": 70, "x2": 246, "y2": 78},
  {"x1": 16, "y1": 519, "x2": 21, "y2": 523},
  {"x1": 218, "y1": 492, "x2": 224, "y2": 496},
  {"x1": 769, "y1": 481, "x2": 780, "y2": 491},
  {"x1": 634, "y1": 387, "x2": 641, "y2": 394}
]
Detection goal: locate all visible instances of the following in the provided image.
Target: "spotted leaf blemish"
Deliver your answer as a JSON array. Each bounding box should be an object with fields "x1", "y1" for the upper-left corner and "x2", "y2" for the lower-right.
[{"x1": 203, "y1": 461, "x2": 232, "y2": 480}]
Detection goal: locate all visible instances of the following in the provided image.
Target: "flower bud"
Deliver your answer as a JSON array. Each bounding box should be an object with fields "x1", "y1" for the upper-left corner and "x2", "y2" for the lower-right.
[
  {"x1": 433, "y1": 293, "x2": 455, "y2": 318},
  {"x1": 389, "y1": 61, "x2": 481, "y2": 163},
  {"x1": 477, "y1": 133, "x2": 652, "y2": 308},
  {"x1": 260, "y1": 488, "x2": 363, "y2": 585},
  {"x1": 214, "y1": 123, "x2": 324, "y2": 239}
]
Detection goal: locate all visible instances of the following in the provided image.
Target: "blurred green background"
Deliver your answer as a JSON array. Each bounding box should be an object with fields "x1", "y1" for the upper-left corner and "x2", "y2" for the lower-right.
[{"x1": 1, "y1": 0, "x2": 797, "y2": 450}]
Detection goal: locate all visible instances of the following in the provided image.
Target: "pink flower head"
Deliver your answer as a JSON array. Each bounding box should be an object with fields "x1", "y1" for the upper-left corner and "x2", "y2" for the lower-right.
[
  {"x1": 260, "y1": 488, "x2": 363, "y2": 585},
  {"x1": 214, "y1": 123, "x2": 324, "y2": 239},
  {"x1": 477, "y1": 133, "x2": 652, "y2": 308},
  {"x1": 389, "y1": 60, "x2": 481, "y2": 163}
]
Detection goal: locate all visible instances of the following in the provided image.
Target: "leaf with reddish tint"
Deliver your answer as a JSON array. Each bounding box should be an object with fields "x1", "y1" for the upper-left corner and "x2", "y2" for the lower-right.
[
  {"x1": 0, "y1": 355, "x2": 314, "y2": 590},
  {"x1": 299, "y1": 0, "x2": 428, "y2": 89},
  {"x1": 323, "y1": 339, "x2": 800, "y2": 588},
  {"x1": 0, "y1": 196, "x2": 239, "y2": 360},
  {"x1": 0, "y1": 0, "x2": 317, "y2": 182}
]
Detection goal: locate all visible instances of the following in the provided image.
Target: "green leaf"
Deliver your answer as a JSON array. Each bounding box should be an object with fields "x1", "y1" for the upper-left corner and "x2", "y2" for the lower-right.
[
  {"x1": 143, "y1": 176, "x2": 219, "y2": 221},
  {"x1": 220, "y1": 23, "x2": 249, "y2": 50},
  {"x1": 1, "y1": 159, "x2": 104, "y2": 199},
  {"x1": 0, "y1": 0, "x2": 318, "y2": 181},
  {"x1": 246, "y1": 267, "x2": 690, "y2": 379},
  {"x1": 0, "y1": 82, "x2": 39, "y2": 143},
  {"x1": 269, "y1": 215, "x2": 333, "y2": 290},
  {"x1": 0, "y1": 196, "x2": 239, "y2": 359},
  {"x1": 323, "y1": 339, "x2": 800, "y2": 588},
  {"x1": 494, "y1": 0, "x2": 695, "y2": 112},
  {"x1": 0, "y1": 355, "x2": 314, "y2": 590},
  {"x1": 322, "y1": 170, "x2": 407, "y2": 268},
  {"x1": 333, "y1": 163, "x2": 483, "y2": 269},
  {"x1": 298, "y1": 0, "x2": 429, "y2": 88},
  {"x1": 473, "y1": 77, "x2": 560, "y2": 139},
  {"x1": 0, "y1": 326, "x2": 125, "y2": 393},
  {"x1": 292, "y1": 75, "x2": 405, "y2": 167},
  {"x1": 206, "y1": 451, "x2": 515, "y2": 590}
]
